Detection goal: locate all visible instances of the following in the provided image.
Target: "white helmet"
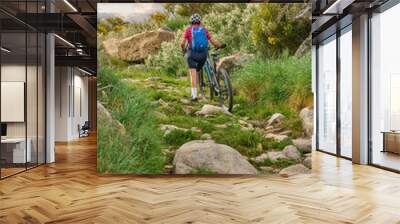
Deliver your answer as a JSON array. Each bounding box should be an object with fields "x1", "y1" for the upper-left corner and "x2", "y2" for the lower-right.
[{"x1": 190, "y1": 13, "x2": 201, "y2": 24}]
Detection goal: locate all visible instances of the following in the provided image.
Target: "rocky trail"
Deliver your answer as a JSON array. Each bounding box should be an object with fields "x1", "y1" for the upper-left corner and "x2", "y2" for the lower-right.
[{"x1": 98, "y1": 71, "x2": 313, "y2": 176}]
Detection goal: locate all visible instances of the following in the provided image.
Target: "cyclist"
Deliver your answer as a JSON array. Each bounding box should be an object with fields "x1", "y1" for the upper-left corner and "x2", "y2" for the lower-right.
[{"x1": 180, "y1": 13, "x2": 225, "y2": 101}]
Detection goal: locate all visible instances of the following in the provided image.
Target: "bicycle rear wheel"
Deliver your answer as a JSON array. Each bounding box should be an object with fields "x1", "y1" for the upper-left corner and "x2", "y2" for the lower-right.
[{"x1": 217, "y1": 68, "x2": 233, "y2": 112}]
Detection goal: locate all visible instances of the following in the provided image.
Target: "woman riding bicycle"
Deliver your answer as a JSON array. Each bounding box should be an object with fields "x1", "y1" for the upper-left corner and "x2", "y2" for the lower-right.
[{"x1": 180, "y1": 13, "x2": 225, "y2": 102}]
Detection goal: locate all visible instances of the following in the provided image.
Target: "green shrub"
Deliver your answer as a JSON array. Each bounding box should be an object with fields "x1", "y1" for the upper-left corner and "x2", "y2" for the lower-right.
[
  {"x1": 164, "y1": 129, "x2": 199, "y2": 146},
  {"x1": 146, "y1": 29, "x2": 187, "y2": 77},
  {"x1": 97, "y1": 68, "x2": 166, "y2": 174},
  {"x1": 232, "y1": 54, "x2": 311, "y2": 120},
  {"x1": 250, "y1": 4, "x2": 310, "y2": 57},
  {"x1": 164, "y1": 15, "x2": 188, "y2": 31}
]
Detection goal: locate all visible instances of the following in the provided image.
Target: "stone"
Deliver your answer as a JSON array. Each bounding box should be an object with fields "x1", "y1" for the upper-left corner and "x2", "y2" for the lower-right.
[
  {"x1": 164, "y1": 165, "x2": 174, "y2": 174},
  {"x1": 247, "y1": 120, "x2": 265, "y2": 128},
  {"x1": 265, "y1": 133, "x2": 289, "y2": 142},
  {"x1": 97, "y1": 102, "x2": 126, "y2": 135},
  {"x1": 233, "y1": 104, "x2": 240, "y2": 110},
  {"x1": 190, "y1": 127, "x2": 202, "y2": 133},
  {"x1": 173, "y1": 140, "x2": 258, "y2": 174},
  {"x1": 303, "y1": 157, "x2": 312, "y2": 169},
  {"x1": 145, "y1": 76, "x2": 161, "y2": 81},
  {"x1": 239, "y1": 120, "x2": 254, "y2": 129},
  {"x1": 282, "y1": 145, "x2": 301, "y2": 161},
  {"x1": 159, "y1": 124, "x2": 188, "y2": 136},
  {"x1": 257, "y1": 143, "x2": 263, "y2": 153},
  {"x1": 121, "y1": 78, "x2": 141, "y2": 84},
  {"x1": 252, "y1": 153, "x2": 268, "y2": 163},
  {"x1": 201, "y1": 133, "x2": 212, "y2": 140},
  {"x1": 195, "y1": 104, "x2": 232, "y2": 116},
  {"x1": 292, "y1": 138, "x2": 312, "y2": 153},
  {"x1": 265, "y1": 126, "x2": 274, "y2": 131},
  {"x1": 182, "y1": 106, "x2": 194, "y2": 115},
  {"x1": 238, "y1": 120, "x2": 249, "y2": 126},
  {"x1": 216, "y1": 53, "x2": 254, "y2": 72},
  {"x1": 279, "y1": 164, "x2": 310, "y2": 177},
  {"x1": 215, "y1": 124, "x2": 228, "y2": 129},
  {"x1": 180, "y1": 98, "x2": 191, "y2": 105},
  {"x1": 267, "y1": 151, "x2": 287, "y2": 162},
  {"x1": 299, "y1": 107, "x2": 314, "y2": 138},
  {"x1": 266, "y1": 113, "x2": 285, "y2": 126},
  {"x1": 279, "y1": 130, "x2": 292, "y2": 136},
  {"x1": 118, "y1": 30, "x2": 175, "y2": 62},
  {"x1": 265, "y1": 127, "x2": 285, "y2": 134},
  {"x1": 240, "y1": 126, "x2": 254, "y2": 132},
  {"x1": 158, "y1": 98, "x2": 169, "y2": 107}
]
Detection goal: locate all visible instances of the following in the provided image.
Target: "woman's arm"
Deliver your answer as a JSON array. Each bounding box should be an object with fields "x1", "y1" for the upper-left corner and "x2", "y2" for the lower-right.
[
  {"x1": 180, "y1": 38, "x2": 187, "y2": 49},
  {"x1": 210, "y1": 39, "x2": 222, "y2": 48}
]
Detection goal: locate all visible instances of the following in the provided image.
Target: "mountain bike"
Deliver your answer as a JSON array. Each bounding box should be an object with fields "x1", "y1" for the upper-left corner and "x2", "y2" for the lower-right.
[{"x1": 197, "y1": 46, "x2": 233, "y2": 112}]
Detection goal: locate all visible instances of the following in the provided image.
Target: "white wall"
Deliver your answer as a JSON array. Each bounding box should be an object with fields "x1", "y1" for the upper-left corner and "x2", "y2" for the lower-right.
[{"x1": 55, "y1": 67, "x2": 89, "y2": 141}]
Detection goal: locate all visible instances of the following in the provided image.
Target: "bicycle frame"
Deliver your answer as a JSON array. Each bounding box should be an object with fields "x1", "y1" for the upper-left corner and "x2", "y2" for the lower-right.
[{"x1": 203, "y1": 56, "x2": 220, "y2": 94}]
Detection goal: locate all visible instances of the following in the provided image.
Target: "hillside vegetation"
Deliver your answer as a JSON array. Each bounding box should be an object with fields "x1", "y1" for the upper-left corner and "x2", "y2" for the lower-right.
[{"x1": 97, "y1": 3, "x2": 312, "y2": 175}]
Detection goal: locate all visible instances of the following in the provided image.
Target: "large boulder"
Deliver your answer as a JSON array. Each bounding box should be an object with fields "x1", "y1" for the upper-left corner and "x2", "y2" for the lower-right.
[
  {"x1": 292, "y1": 138, "x2": 312, "y2": 153},
  {"x1": 118, "y1": 30, "x2": 175, "y2": 62},
  {"x1": 216, "y1": 53, "x2": 254, "y2": 72},
  {"x1": 299, "y1": 107, "x2": 313, "y2": 138},
  {"x1": 282, "y1": 145, "x2": 301, "y2": 161},
  {"x1": 102, "y1": 38, "x2": 120, "y2": 57},
  {"x1": 97, "y1": 102, "x2": 126, "y2": 135},
  {"x1": 173, "y1": 140, "x2": 258, "y2": 174},
  {"x1": 279, "y1": 164, "x2": 310, "y2": 177}
]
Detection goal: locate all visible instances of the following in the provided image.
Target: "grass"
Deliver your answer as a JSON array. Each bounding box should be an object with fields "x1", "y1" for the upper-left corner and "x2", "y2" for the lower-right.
[
  {"x1": 189, "y1": 168, "x2": 218, "y2": 175},
  {"x1": 211, "y1": 127, "x2": 291, "y2": 158},
  {"x1": 230, "y1": 54, "x2": 312, "y2": 139},
  {"x1": 256, "y1": 158, "x2": 298, "y2": 170},
  {"x1": 164, "y1": 129, "x2": 200, "y2": 147},
  {"x1": 97, "y1": 68, "x2": 166, "y2": 174}
]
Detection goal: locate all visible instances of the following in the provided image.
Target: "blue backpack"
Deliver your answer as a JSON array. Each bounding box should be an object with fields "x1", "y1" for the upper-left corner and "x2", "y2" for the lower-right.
[{"x1": 191, "y1": 26, "x2": 208, "y2": 52}]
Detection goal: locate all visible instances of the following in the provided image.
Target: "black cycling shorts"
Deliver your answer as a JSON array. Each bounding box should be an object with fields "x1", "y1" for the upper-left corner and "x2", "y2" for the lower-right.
[{"x1": 187, "y1": 49, "x2": 208, "y2": 72}]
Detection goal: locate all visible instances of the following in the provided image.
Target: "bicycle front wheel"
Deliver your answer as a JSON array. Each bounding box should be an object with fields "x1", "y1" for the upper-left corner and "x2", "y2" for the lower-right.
[
  {"x1": 198, "y1": 69, "x2": 213, "y2": 100},
  {"x1": 217, "y1": 68, "x2": 233, "y2": 112}
]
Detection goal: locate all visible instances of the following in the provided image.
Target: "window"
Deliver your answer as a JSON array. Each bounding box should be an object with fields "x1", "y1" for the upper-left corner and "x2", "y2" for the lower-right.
[
  {"x1": 339, "y1": 26, "x2": 352, "y2": 158},
  {"x1": 370, "y1": 3, "x2": 400, "y2": 171},
  {"x1": 317, "y1": 35, "x2": 337, "y2": 154}
]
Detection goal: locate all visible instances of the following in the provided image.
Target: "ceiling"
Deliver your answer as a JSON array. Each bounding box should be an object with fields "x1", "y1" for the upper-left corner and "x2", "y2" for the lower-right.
[{"x1": 0, "y1": 0, "x2": 97, "y2": 75}]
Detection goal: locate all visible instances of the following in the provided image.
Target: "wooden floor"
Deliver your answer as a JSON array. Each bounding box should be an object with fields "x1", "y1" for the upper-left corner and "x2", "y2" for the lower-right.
[{"x1": 1, "y1": 135, "x2": 400, "y2": 224}]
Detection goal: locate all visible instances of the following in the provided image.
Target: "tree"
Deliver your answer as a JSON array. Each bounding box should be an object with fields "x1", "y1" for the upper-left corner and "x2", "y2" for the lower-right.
[
  {"x1": 250, "y1": 4, "x2": 310, "y2": 57},
  {"x1": 150, "y1": 12, "x2": 168, "y2": 27}
]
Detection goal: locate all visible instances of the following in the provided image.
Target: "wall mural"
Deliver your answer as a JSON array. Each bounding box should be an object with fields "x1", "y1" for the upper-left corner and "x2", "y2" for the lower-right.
[{"x1": 97, "y1": 3, "x2": 313, "y2": 175}]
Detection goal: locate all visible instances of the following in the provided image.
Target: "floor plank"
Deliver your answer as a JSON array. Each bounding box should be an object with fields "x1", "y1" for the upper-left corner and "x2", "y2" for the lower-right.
[{"x1": 0, "y1": 135, "x2": 400, "y2": 223}]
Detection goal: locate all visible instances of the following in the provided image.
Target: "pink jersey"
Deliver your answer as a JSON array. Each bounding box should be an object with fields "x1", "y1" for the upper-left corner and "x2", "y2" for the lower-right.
[{"x1": 181, "y1": 24, "x2": 211, "y2": 49}]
